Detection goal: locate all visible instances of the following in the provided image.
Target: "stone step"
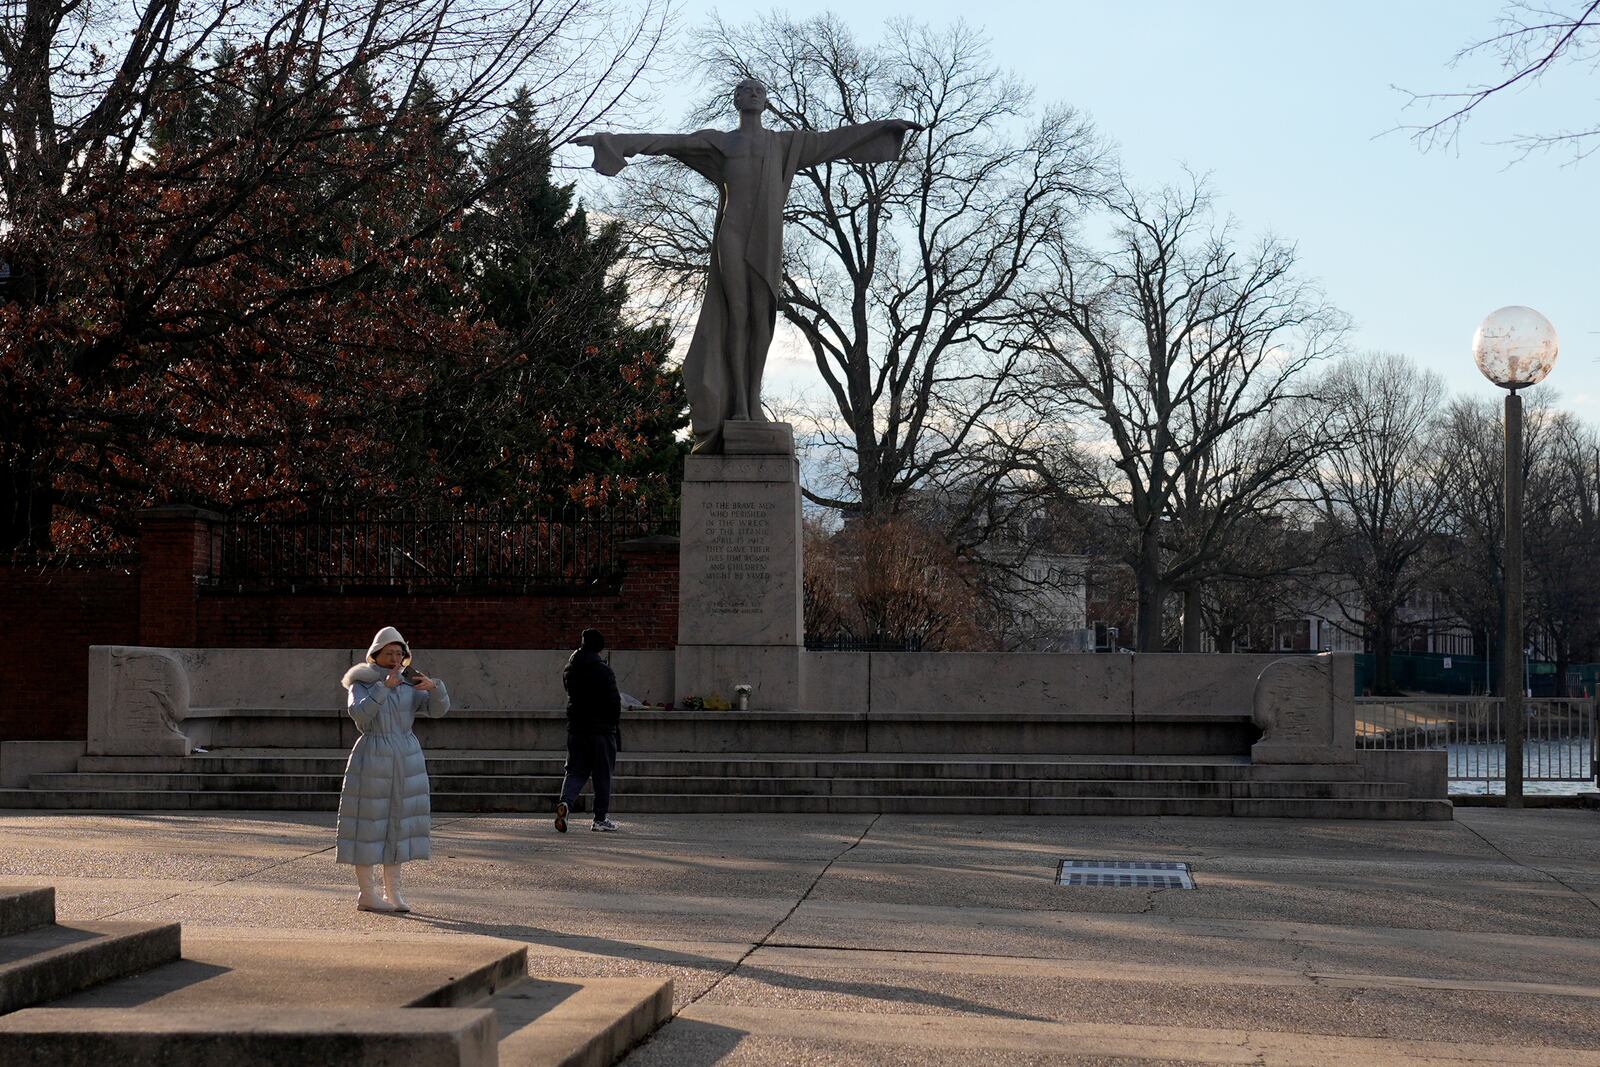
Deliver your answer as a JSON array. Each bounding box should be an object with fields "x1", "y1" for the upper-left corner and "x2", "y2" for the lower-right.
[
  {"x1": 79, "y1": 750, "x2": 1384, "y2": 782},
  {"x1": 55, "y1": 931, "x2": 528, "y2": 1014},
  {"x1": 0, "y1": 788, "x2": 1449, "y2": 818},
  {"x1": 0, "y1": 887, "x2": 54, "y2": 938},
  {"x1": 28, "y1": 772, "x2": 1413, "y2": 801},
  {"x1": 0, "y1": 920, "x2": 182, "y2": 1016},
  {"x1": 1229, "y1": 798, "x2": 1456, "y2": 820},
  {"x1": 2, "y1": 912, "x2": 676, "y2": 1067},
  {"x1": 406, "y1": 943, "x2": 529, "y2": 1009},
  {"x1": 0, "y1": 1007, "x2": 497, "y2": 1066},
  {"x1": 1, "y1": 971, "x2": 671, "y2": 1067},
  {"x1": 31, "y1": 773, "x2": 352, "y2": 792},
  {"x1": 0, "y1": 789, "x2": 340, "y2": 812},
  {"x1": 195, "y1": 714, "x2": 1260, "y2": 756},
  {"x1": 477, "y1": 976, "x2": 672, "y2": 1067},
  {"x1": 590, "y1": 795, "x2": 1454, "y2": 819}
]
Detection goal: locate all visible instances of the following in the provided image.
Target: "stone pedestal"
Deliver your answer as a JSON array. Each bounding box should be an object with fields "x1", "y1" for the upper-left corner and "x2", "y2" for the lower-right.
[
  {"x1": 88, "y1": 645, "x2": 193, "y2": 756},
  {"x1": 1250, "y1": 653, "x2": 1357, "y2": 764},
  {"x1": 675, "y1": 422, "x2": 805, "y2": 711}
]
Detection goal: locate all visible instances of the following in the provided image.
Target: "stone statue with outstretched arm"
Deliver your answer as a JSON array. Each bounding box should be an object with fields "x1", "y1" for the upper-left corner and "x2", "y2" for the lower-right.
[{"x1": 576, "y1": 79, "x2": 921, "y2": 454}]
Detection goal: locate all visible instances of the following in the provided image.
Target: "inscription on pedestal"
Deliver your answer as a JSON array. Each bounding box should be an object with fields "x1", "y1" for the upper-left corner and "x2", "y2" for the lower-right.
[
  {"x1": 679, "y1": 455, "x2": 803, "y2": 648},
  {"x1": 703, "y1": 500, "x2": 776, "y2": 616}
]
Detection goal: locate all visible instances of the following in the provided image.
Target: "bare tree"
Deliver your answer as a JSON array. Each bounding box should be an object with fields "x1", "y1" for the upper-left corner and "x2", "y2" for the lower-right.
[
  {"x1": 802, "y1": 512, "x2": 987, "y2": 650},
  {"x1": 614, "y1": 13, "x2": 1111, "y2": 519},
  {"x1": 1166, "y1": 399, "x2": 1336, "y2": 651},
  {"x1": 1435, "y1": 396, "x2": 1513, "y2": 680},
  {"x1": 1311, "y1": 353, "x2": 1450, "y2": 695},
  {"x1": 1200, "y1": 513, "x2": 1312, "y2": 653},
  {"x1": 1525, "y1": 408, "x2": 1600, "y2": 692},
  {"x1": 1402, "y1": 0, "x2": 1600, "y2": 160},
  {"x1": 1023, "y1": 179, "x2": 1348, "y2": 652},
  {"x1": 1432, "y1": 393, "x2": 1596, "y2": 692}
]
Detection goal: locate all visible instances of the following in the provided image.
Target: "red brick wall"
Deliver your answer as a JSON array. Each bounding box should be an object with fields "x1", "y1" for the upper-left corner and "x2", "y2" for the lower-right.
[
  {"x1": 0, "y1": 564, "x2": 140, "y2": 740},
  {"x1": 3, "y1": 517, "x2": 678, "y2": 742},
  {"x1": 138, "y1": 507, "x2": 216, "y2": 647},
  {"x1": 194, "y1": 544, "x2": 679, "y2": 650}
]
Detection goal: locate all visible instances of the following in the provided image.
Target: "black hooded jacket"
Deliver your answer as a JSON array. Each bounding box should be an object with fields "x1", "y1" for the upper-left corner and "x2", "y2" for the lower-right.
[{"x1": 563, "y1": 648, "x2": 621, "y2": 734}]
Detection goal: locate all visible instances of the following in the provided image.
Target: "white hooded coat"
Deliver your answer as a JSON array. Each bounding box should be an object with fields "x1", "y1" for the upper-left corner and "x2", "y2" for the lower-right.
[{"x1": 335, "y1": 627, "x2": 450, "y2": 865}]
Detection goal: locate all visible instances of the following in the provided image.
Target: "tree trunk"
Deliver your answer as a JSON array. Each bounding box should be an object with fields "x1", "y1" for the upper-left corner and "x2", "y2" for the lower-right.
[
  {"x1": 1213, "y1": 622, "x2": 1236, "y2": 653},
  {"x1": 1554, "y1": 636, "x2": 1570, "y2": 698},
  {"x1": 1482, "y1": 626, "x2": 1497, "y2": 696},
  {"x1": 1135, "y1": 524, "x2": 1164, "y2": 652},
  {"x1": 1494, "y1": 623, "x2": 1513, "y2": 698},
  {"x1": 850, "y1": 361, "x2": 882, "y2": 518},
  {"x1": 1371, "y1": 613, "x2": 1398, "y2": 695},
  {"x1": 1182, "y1": 584, "x2": 1204, "y2": 652}
]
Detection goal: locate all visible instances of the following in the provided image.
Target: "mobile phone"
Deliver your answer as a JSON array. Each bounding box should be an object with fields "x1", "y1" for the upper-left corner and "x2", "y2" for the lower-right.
[{"x1": 400, "y1": 665, "x2": 423, "y2": 685}]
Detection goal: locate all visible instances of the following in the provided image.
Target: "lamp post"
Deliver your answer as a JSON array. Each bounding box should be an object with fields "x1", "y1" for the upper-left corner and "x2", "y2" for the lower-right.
[{"x1": 1472, "y1": 305, "x2": 1559, "y2": 807}]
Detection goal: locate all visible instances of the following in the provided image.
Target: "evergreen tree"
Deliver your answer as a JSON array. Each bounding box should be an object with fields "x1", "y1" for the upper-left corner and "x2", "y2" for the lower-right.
[{"x1": 426, "y1": 88, "x2": 686, "y2": 512}]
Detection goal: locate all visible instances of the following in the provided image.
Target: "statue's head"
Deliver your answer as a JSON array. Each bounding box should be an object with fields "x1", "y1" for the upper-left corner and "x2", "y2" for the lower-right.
[{"x1": 732, "y1": 78, "x2": 769, "y2": 115}]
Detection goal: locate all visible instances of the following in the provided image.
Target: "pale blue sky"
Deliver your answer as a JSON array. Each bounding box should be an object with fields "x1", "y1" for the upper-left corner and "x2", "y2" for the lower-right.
[{"x1": 648, "y1": 1, "x2": 1598, "y2": 416}]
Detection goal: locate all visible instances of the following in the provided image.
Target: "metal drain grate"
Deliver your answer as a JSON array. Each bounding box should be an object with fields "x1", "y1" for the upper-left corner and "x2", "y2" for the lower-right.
[{"x1": 1056, "y1": 859, "x2": 1196, "y2": 889}]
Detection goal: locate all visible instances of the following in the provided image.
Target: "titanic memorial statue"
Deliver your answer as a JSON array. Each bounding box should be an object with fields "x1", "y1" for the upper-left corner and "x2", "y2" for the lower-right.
[
  {"x1": 577, "y1": 78, "x2": 920, "y2": 710},
  {"x1": 576, "y1": 78, "x2": 921, "y2": 454}
]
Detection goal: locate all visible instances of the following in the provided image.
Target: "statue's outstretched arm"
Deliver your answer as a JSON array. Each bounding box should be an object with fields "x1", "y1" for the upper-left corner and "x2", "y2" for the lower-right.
[
  {"x1": 574, "y1": 131, "x2": 722, "y2": 177},
  {"x1": 791, "y1": 119, "x2": 923, "y2": 171}
]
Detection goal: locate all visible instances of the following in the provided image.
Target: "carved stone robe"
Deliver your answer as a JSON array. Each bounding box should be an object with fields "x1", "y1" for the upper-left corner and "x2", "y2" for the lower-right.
[{"x1": 587, "y1": 121, "x2": 912, "y2": 452}]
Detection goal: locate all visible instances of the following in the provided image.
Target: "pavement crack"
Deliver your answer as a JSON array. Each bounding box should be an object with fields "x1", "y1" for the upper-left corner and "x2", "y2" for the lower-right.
[
  {"x1": 95, "y1": 840, "x2": 339, "y2": 921},
  {"x1": 683, "y1": 814, "x2": 881, "y2": 1010},
  {"x1": 1459, "y1": 817, "x2": 1600, "y2": 916}
]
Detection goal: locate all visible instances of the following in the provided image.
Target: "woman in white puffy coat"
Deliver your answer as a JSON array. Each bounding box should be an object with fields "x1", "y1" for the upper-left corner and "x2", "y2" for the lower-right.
[{"x1": 337, "y1": 626, "x2": 450, "y2": 912}]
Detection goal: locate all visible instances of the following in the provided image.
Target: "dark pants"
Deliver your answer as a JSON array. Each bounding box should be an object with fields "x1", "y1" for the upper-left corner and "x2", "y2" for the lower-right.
[{"x1": 560, "y1": 731, "x2": 618, "y2": 821}]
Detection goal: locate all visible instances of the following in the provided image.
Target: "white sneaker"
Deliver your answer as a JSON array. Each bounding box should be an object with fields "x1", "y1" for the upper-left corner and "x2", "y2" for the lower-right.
[{"x1": 591, "y1": 818, "x2": 620, "y2": 832}]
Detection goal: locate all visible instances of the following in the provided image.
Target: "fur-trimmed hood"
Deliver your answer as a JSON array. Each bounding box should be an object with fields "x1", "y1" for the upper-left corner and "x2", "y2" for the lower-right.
[
  {"x1": 342, "y1": 663, "x2": 390, "y2": 690},
  {"x1": 345, "y1": 626, "x2": 411, "y2": 690}
]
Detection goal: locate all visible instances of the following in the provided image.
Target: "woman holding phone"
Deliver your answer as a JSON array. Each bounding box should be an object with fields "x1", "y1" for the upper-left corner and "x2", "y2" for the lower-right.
[{"x1": 337, "y1": 626, "x2": 450, "y2": 912}]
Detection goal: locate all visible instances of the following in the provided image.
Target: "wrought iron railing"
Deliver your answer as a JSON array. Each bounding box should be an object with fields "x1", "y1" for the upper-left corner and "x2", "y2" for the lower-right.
[
  {"x1": 805, "y1": 634, "x2": 926, "y2": 652},
  {"x1": 200, "y1": 507, "x2": 675, "y2": 594},
  {"x1": 4, "y1": 551, "x2": 140, "y2": 573},
  {"x1": 1355, "y1": 696, "x2": 1598, "y2": 785}
]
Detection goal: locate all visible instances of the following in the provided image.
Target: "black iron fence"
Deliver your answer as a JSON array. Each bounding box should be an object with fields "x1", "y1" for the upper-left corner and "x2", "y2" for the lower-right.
[
  {"x1": 805, "y1": 634, "x2": 926, "y2": 652},
  {"x1": 201, "y1": 507, "x2": 676, "y2": 594},
  {"x1": 4, "y1": 551, "x2": 140, "y2": 574}
]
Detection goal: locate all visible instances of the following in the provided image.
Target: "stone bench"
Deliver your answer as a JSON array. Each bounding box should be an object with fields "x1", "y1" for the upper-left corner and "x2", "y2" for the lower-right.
[{"x1": 83, "y1": 646, "x2": 1359, "y2": 765}]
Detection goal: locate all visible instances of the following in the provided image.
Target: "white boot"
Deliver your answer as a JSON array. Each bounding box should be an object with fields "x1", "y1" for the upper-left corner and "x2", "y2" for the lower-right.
[
  {"x1": 356, "y1": 864, "x2": 397, "y2": 913},
  {"x1": 382, "y1": 863, "x2": 411, "y2": 913}
]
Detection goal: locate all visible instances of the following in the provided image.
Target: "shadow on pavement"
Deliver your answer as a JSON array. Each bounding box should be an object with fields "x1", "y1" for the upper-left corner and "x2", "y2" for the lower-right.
[{"x1": 410, "y1": 913, "x2": 1054, "y2": 1023}]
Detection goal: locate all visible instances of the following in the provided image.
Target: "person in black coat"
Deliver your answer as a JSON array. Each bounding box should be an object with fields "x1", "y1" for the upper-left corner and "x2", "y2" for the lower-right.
[{"x1": 556, "y1": 628, "x2": 623, "y2": 832}]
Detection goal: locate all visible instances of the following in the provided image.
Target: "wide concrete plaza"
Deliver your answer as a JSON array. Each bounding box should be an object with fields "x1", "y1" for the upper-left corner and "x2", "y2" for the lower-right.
[{"x1": 1, "y1": 807, "x2": 1598, "y2": 1065}]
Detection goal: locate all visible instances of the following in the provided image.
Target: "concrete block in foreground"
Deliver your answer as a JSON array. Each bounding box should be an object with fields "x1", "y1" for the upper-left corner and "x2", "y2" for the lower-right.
[
  {"x1": 488, "y1": 976, "x2": 673, "y2": 1067},
  {"x1": 0, "y1": 921, "x2": 181, "y2": 1015},
  {"x1": 0, "y1": 884, "x2": 54, "y2": 936},
  {"x1": 0, "y1": 1006, "x2": 498, "y2": 1066}
]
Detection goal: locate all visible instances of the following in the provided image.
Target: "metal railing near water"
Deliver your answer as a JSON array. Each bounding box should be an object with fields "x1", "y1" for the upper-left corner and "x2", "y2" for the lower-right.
[
  {"x1": 200, "y1": 506, "x2": 675, "y2": 594},
  {"x1": 1355, "y1": 696, "x2": 1598, "y2": 787}
]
